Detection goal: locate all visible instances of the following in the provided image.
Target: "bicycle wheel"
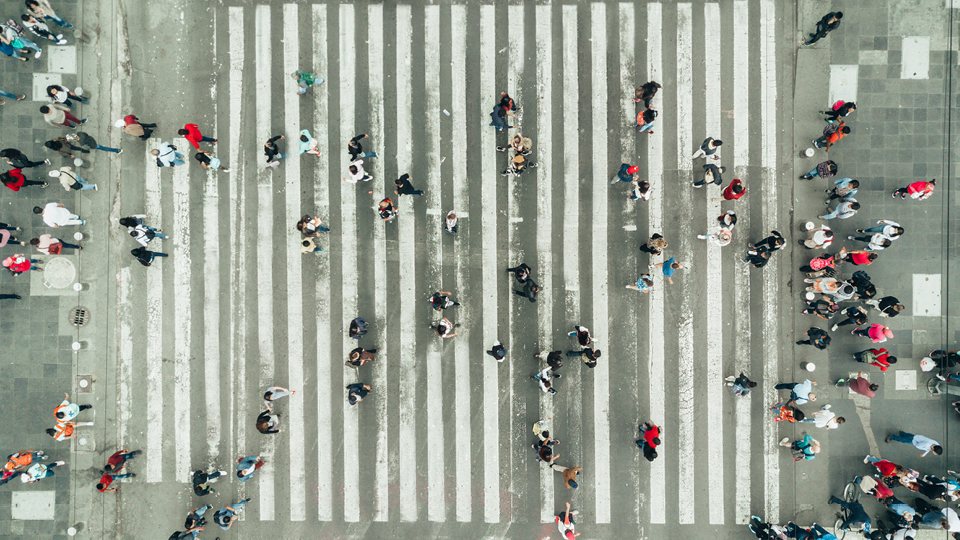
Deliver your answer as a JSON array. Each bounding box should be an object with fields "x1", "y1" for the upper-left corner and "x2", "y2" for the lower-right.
[
  {"x1": 834, "y1": 518, "x2": 847, "y2": 539},
  {"x1": 843, "y1": 481, "x2": 858, "y2": 502}
]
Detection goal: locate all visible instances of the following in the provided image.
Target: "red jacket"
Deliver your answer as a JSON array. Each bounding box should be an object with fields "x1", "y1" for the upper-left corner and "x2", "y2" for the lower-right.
[
  {"x1": 2, "y1": 169, "x2": 25, "y2": 191},
  {"x1": 98, "y1": 473, "x2": 114, "y2": 492},
  {"x1": 870, "y1": 348, "x2": 892, "y2": 370},
  {"x1": 182, "y1": 123, "x2": 203, "y2": 149},
  {"x1": 644, "y1": 425, "x2": 660, "y2": 448},
  {"x1": 722, "y1": 179, "x2": 745, "y2": 200}
]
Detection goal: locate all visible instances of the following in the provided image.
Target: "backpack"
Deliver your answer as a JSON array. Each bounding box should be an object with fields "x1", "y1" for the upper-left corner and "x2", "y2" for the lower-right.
[
  {"x1": 3, "y1": 20, "x2": 24, "y2": 37},
  {"x1": 831, "y1": 100, "x2": 845, "y2": 111}
]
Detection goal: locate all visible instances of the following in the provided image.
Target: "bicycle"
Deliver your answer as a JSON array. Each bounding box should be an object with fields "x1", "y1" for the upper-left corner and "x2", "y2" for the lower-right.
[{"x1": 833, "y1": 476, "x2": 868, "y2": 539}]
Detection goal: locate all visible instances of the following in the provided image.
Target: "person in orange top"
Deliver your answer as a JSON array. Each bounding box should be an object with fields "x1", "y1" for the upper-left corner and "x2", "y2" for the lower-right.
[
  {"x1": 720, "y1": 178, "x2": 745, "y2": 201},
  {"x1": 177, "y1": 123, "x2": 217, "y2": 150},
  {"x1": 45, "y1": 420, "x2": 94, "y2": 441},
  {"x1": 97, "y1": 470, "x2": 134, "y2": 492},
  {"x1": 813, "y1": 121, "x2": 850, "y2": 152},
  {"x1": 54, "y1": 392, "x2": 92, "y2": 422},
  {"x1": 893, "y1": 179, "x2": 936, "y2": 200},
  {"x1": 4, "y1": 451, "x2": 44, "y2": 472}
]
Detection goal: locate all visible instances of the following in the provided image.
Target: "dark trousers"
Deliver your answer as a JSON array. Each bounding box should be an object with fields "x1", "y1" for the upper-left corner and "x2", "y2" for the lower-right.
[
  {"x1": 639, "y1": 244, "x2": 661, "y2": 255},
  {"x1": 566, "y1": 351, "x2": 584, "y2": 358},
  {"x1": 774, "y1": 382, "x2": 797, "y2": 391},
  {"x1": 893, "y1": 187, "x2": 909, "y2": 197},
  {"x1": 835, "y1": 317, "x2": 857, "y2": 328},
  {"x1": 513, "y1": 290, "x2": 536, "y2": 302},
  {"x1": 21, "y1": 179, "x2": 46, "y2": 187},
  {"x1": 13, "y1": 159, "x2": 44, "y2": 169},
  {"x1": 0, "y1": 294, "x2": 20, "y2": 300}
]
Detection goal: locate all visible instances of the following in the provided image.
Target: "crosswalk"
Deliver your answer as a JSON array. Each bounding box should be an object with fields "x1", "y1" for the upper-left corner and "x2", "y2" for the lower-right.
[{"x1": 110, "y1": 0, "x2": 787, "y2": 531}]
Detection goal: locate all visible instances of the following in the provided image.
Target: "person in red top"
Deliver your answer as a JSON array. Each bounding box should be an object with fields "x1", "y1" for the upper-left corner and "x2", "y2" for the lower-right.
[
  {"x1": 865, "y1": 456, "x2": 903, "y2": 478},
  {"x1": 103, "y1": 449, "x2": 142, "y2": 473},
  {"x1": 178, "y1": 123, "x2": 217, "y2": 150},
  {"x1": 853, "y1": 347, "x2": 897, "y2": 371},
  {"x1": 813, "y1": 121, "x2": 850, "y2": 152},
  {"x1": 97, "y1": 470, "x2": 134, "y2": 492},
  {"x1": 838, "y1": 249, "x2": 877, "y2": 266},
  {"x1": 2, "y1": 254, "x2": 41, "y2": 275},
  {"x1": 0, "y1": 169, "x2": 47, "y2": 191},
  {"x1": 720, "y1": 178, "x2": 745, "y2": 201},
  {"x1": 893, "y1": 178, "x2": 936, "y2": 201}
]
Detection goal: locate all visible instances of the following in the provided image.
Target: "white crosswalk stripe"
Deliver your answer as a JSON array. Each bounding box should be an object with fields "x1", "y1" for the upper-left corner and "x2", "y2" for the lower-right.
[{"x1": 114, "y1": 1, "x2": 789, "y2": 531}]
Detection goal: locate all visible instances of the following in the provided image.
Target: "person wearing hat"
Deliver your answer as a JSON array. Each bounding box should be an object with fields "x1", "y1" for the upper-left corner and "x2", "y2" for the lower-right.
[
  {"x1": 116, "y1": 114, "x2": 156, "y2": 141},
  {"x1": 551, "y1": 463, "x2": 582, "y2": 489},
  {"x1": 611, "y1": 163, "x2": 639, "y2": 185},
  {"x1": 49, "y1": 166, "x2": 96, "y2": 191}
]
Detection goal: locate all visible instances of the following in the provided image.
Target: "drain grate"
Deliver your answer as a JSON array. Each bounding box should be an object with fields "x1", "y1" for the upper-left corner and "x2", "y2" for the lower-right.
[{"x1": 69, "y1": 306, "x2": 90, "y2": 328}]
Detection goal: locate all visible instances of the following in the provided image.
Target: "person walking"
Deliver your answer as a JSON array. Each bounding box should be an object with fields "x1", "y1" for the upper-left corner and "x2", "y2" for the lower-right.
[
  {"x1": 346, "y1": 347, "x2": 377, "y2": 368},
  {"x1": 865, "y1": 296, "x2": 904, "y2": 318},
  {"x1": 568, "y1": 325, "x2": 595, "y2": 348},
  {"x1": 691, "y1": 137, "x2": 722, "y2": 161},
  {"x1": 847, "y1": 233, "x2": 891, "y2": 252},
  {"x1": 192, "y1": 468, "x2": 227, "y2": 496},
  {"x1": 236, "y1": 455, "x2": 265, "y2": 482},
  {"x1": 514, "y1": 279, "x2": 540, "y2": 302},
  {"x1": 639, "y1": 233, "x2": 667, "y2": 255},
  {"x1": 19, "y1": 13, "x2": 64, "y2": 45},
  {"x1": 178, "y1": 123, "x2": 216, "y2": 150},
  {"x1": 818, "y1": 198, "x2": 859, "y2": 220},
  {"x1": 636, "y1": 421, "x2": 660, "y2": 462},
  {"x1": 725, "y1": 372, "x2": 757, "y2": 396},
  {"x1": 293, "y1": 70, "x2": 322, "y2": 95},
  {"x1": 103, "y1": 449, "x2": 141, "y2": 473},
  {"x1": 46, "y1": 84, "x2": 86, "y2": 107},
  {"x1": 854, "y1": 219, "x2": 903, "y2": 242},
  {"x1": 720, "y1": 178, "x2": 745, "y2": 201},
  {"x1": 427, "y1": 291, "x2": 459, "y2": 311},
  {"x1": 343, "y1": 159, "x2": 371, "y2": 183},
  {"x1": 4, "y1": 451, "x2": 45, "y2": 473},
  {"x1": 530, "y1": 366, "x2": 560, "y2": 395},
  {"x1": 26, "y1": 0, "x2": 73, "y2": 28},
  {"x1": 626, "y1": 273, "x2": 654, "y2": 293},
  {"x1": 745, "y1": 230, "x2": 785, "y2": 256},
  {"x1": 693, "y1": 164, "x2": 725, "y2": 188},
  {"x1": 46, "y1": 420, "x2": 94, "y2": 441},
  {"x1": 49, "y1": 166, "x2": 96, "y2": 192},
  {"x1": 347, "y1": 133, "x2": 377, "y2": 160},
  {"x1": 295, "y1": 215, "x2": 330, "y2": 237},
  {"x1": 348, "y1": 317, "x2": 368, "y2": 339},
  {"x1": 843, "y1": 372, "x2": 878, "y2": 398},
  {"x1": 831, "y1": 305, "x2": 867, "y2": 331},
  {"x1": 885, "y1": 431, "x2": 942, "y2": 456},
  {"x1": 486, "y1": 341, "x2": 507, "y2": 362},
  {"x1": 535, "y1": 350, "x2": 563, "y2": 373},
  {"x1": 44, "y1": 137, "x2": 82, "y2": 159},
  {"x1": 800, "y1": 405, "x2": 844, "y2": 429},
  {"x1": 444, "y1": 211, "x2": 459, "y2": 234},
  {"x1": 30, "y1": 234, "x2": 81, "y2": 254},
  {"x1": 804, "y1": 11, "x2": 842, "y2": 46},
  {"x1": 853, "y1": 347, "x2": 897, "y2": 371},
  {"x1": 263, "y1": 386, "x2": 295, "y2": 409},
  {"x1": 39, "y1": 104, "x2": 84, "y2": 128},
  {"x1": 824, "y1": 178, "x2": 859, "y2": 202},
  {"x1": 347, "y1": 383, "x2": 372, "y2": 405},
  {"x1": 779, "y1": 434, "x2": 819, "y2": 461},
  {"x1": 774, "y1": 379, "x2": 817, "y2": 405},
  {"x1": 852, "y1": 324, "x2": 892, "y2": 344},
  {"x1": 813, "y1": 121, "x2": 850, "y2": 152},
  {"x1": 550, "y1": 463, "x2": 581, "y2": 489},
  {"x1": 799, "y1": 225, "x2": 833, "y2": 249},
  {"x1": 151, "y1": 141, "x2": 184, "y2": 167},
  {"x1": 555, "y1": 502, "x2": 579, "y2": 540},
  {"x1": 800, "y1": 160, "x2": 838, "y2": 180},
  {"x1": 634, "y1": 81, "x2": 662, "y2": 108},
  {"x1": 194, "y1": 149, "x2": 230, "y2": 172},
  {"x1": 650, "y1": 257, "x2": 682, "y2": 285},
  {"x1": 2, "y1": 254, "x2": 42, "y2": 276},
  {"x1": 892, "y1": 179, "x2": 936, "y2": 200},
  {"x1": 20, "y1": 460, "x2": 66, "y2": 483},
  {"x1": 431, "y1": 317, "x2": 460, "y2": 338},
  {"x1": 130, "y1": 246, "x2": 168, "y2": 267},
  {"x1": 0, "y1": 148, "x2": 47, "y2": 169},
  {"x1": 611, "y1": 163, "x2": 638, "y2": 185},
  {"x1": 635, "y1": 107, "x2": 658, "y2": 134},
  {"x1": 115, "y1": 114, "x2": 156, "y2": 140},
  {"x1": 256, "y1": 410, "x2": 281, "y2": 434},
  {"x1": 97, "y1": 470, "x2": 135, "y2": 492},
  {"x1": 66, "y1": 131, "x2": 121, "y2": 154},
  {"x1": 394, "y1": 173, "x2": 423, "y2": 196},
  {"x1": 263, "y1": 134, "x2": 287, "y2": 167},
  {"x1": 820, "y1": 101, "x2": 856, "y2": 123},
  {"x1": 627, "y1": 179, "x2": 652, "y2": 201},
  {"x1": 796, "y1": 327, "x2": 830, "y2": 350},
  {"x1": 54, "y1": 392, "x2": 91, "y2": 421},
  {"x1": 1, "y1": 169, "x2": 47, "y2": 191},
  {"x1": 214, "y1": 498, "x2": 252, "y2": 531},
  {"x1": 506, "y1": 263, "x2": 532, "y2": 283},
  {"x1": 567, "y1": 347, "x2": 601, "y2": 369},
  {"x1": 697, "y1": 229, "x2": 732, "y2": 247},
  {"x1": 130, "y1": 224, "x2": 168, "y2": 247}
]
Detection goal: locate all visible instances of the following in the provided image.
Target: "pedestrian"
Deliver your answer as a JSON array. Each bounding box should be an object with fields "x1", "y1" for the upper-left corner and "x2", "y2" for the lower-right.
[
  {"x1": 743, "y1": 249, "x2": 772, "y2": 269},
  {"x1": 650, "y1": 257, "x2": 682, "y2": 285},
  {"x1": 262, "y1": 134, "x2": 287, "y2": 168},
  {"x1": 885, "y1": 431, "x2": 942, "y2": 456},
  {"x1": 53, "y1": 392, "x2": 90, "y2": 421},
  {"x1": 855, "y1": 219, "x2": 903, "y2": 243},
  {"x1": 805, "y1": 278, "x2": 853, "y2": 300},
  {"x1": 800, "y1": 405, "x2": 844, "y2": 429},
  {"x1": 550, "y1": 463, "x2": 581, "y2": 489},
  {"x1": 626, "y1": 273, "x2": 654, "y2": 293},
  {"x1": 378, "y1": 198, "x2": 397, "y2": 221},
  {"x1": 501, "y1": 154, "x2": 537, "y2": 177},
  {"x1": 627, "y1": 179, "x2": 652, "y2": 201},
  {"x1": 824, "y1": 178, "x2": 859, "y2": 202},
  {"x1": 514, "y1": 279, "x2": 540, "y2": 302},
  {"x1": 426, "y1": 291, "x2": 459, "y2": 311},
  {"x1": 851, "y1": 272, "x2": 877, "y2": 301},
  {"x1": 263, "y1": 386, "x2": 295, "y2": 408},
  {"x1": 774, "y1": 379, "x2": 817, "y2": 405},
  {"x1": 347, "y1": 383, "x2": 372, "y2": 405},
  {"x1": 636, "y1": 421, "x2": 660, "y2": 462},
  {"x1": 182, "y1": 505, "x2": 211, "y2": 537},
  {"x1": 488, "y1": 102, "x2": 516, "y2": 132},
  {"x1": 1, "y1": 168, "x2": 47, "y2": 191},
  {"x1": 568, "y1": 325, "x2": 595, "y2": 348},
  {"x1": 779, "y1": 434, "x2": 819, "y2": 461},
  {"x1": 853, "y1": 347, "x2": 897, "y2": 371},
  {"x1": 103, "y1": 449, "x2": 141, "y2": 473},
  {"x1": 691, "y1": 137, "x2": 722, "y2": 161},
  {"x1": 535, "y1": 350, "x2": 563, "y2": 372},
  {"x1": 20, "y1": 460, "x2": 65, "y2": 483},
  {"x1": 819, "y1": 197, "x2": 859, "y2": 220},
  {"x1": 30, "y1": 234, "x2": 81, "y2": 254},
  {"x1": 530, "y1": 366, "x2": 559, "y2": 395},
  {"x1": 634, "y1": 81, "x2": 662, "y2": 108},
  {"x1": 236, "y1": 455, "x2": 265, "y2": 482},
  {"x1": 4, "y1": 451, "x2": 45, "y2": 473},
  {"x1": 697, "y1": 229, "x2": 732, "y2": 247},
  {"x1": 115, "y1": 115, "x2": 156, "y2": 141},
  {"x1": 725, "y1": 372, "x2": 757, "y2": 396},
  {"x1": 555, "y1": 502, "x2": 579, "y2": 540},
  {"x1": 0, "y1": 23, "x2": 34, "y2": 62},
  {"x1": 192, "y1": 468, "x2": 227, "y2": 496},
  {"x1": 194, "y1": 149, "x2": 231, "y2": 172},
  {"x1": 432, "y1": 317, "x2": 459, "y2": 338},
  {"x1": 295, "y1": 215, "x2": 330, "y2": 237},
  {"x1": 804, "y1": 11, "x2": 843, "y2": 46},
  {"x1": 497, "y1": 132, "x2": 533, "y2": 155},
  {"x1": 800, "y1": 160, "x2": 838, "y2": 180},
  {"x1": 799, "y1": 225, "x2": 833, "y2": 249},
  {"x1": 293, "y1": 69, "x2": 322, "y2": 94},
  {"x1": 842, "y1": 372, "x2": 878, "y2": 398},
  {"x1": 820, "y1": 100, "x2": 856, "y2": 123},
  {"x1": 348, "y1": 317, "x2": 368, "y2": 339},
  {"x1": 66, "y1": 131, "x2": 120, "y2": 154},
  {"x1": 256, "y1": 410, "x2": 281, "y2": 434},
  {"x1": 149, "y1": 141, "x2": 183, "y2": 167},
  {"x1": 394, "y1": 173, "x2": 423, "y2": 196},
  {"x1": 720, "y1": 178, "x2": 745, "y2": 201},
  {"x1": 344, "y1": 159, "x2": 371, "y2": 183},
  {"x1": 300, "y1": 236, "x2": 321, "y2": 254},
  {"x1": 444, "y1": 211, "x2": 459, "y2": 235},
  {"x1": 214, "y1": 498, "x2": 252, "y2": 531},
  {"x1": 847, "y1": 233, "x2": 892, "y2": 252},
  {"x1": 831, "y1": 305, "x2": 867, "y2": 331},
  {"x1": 46, "y1": 84, "x2": 88, "y2": 108},
  {"x1": 812, "y1": 121, "x2": 850, "y2": 152},
  {"x1": 130, "y1": 224, "x2": 167, "y2": 247},
  {"x1": 2, "y1": 254, "x2": 41, "y2": 276},
  {"x1": 567, "y1": 347, "x2": 601, "y2": 369},
  {"x1": 505, "y1": 263, "x2": 532, "y2": 283},
  {"x1": 795, "y1": 327, "x2": 830, "y2": 350},
  {"x1": 852, "y1": 324, "x2": 893, "y2": 344},
  {"x1": 769, "y1": 402, "x2": 804, "y2": 423},
  {"x1": 26, "y1": 0, "x2": 73, "y2": 28},
  {"x1": 347, "y1": 133, "x2": 377, "y2": 160},
  {"x1": 827, "y1": 495, "x2": 871, "y2": 533},
  {"x1": 49, "y1": 166, "x2": 97, "y2": 191},
  {"x1": 20, "y1": 13, "x2": 64, "y2": 45},
  {"x1": 44, "y1": 136, "x2": 83, "y2": 159},
  {"x1": 635, "y1": 107, "x2": 657, "y2": 134},
  {"x1": 639, "y1": 233, "x2": 667, "y2": 255},
  {"x1": 486, "y1": 341, "x2": 507, "y2": 362},
  {"x1": 611, "y1": 163, "x2": 638, "y2": 185},
  {"x1": 717, "y1": 210, "x2": 737, "y2": 230},
  {"x1": 749, "y1": 517, "x2": 788, "y2": 540},
  {"x1": 97, "y1": 470, "x2": 135, "y2": 492},
  {"x1": 0, "y1": 148, "x2": 47, "y2": 169},
  {"x1": 46, "y1": 420, "x2": 94, "y2": 441},
  {"x1": 178, "y1": 123, "x2": 217, "y2": 150},
  {"x1": 892, "y1": 179, "x2": 935, "y2": 200},
  {"x1": 346, "y1": 347, "x2": 377, "y2": 368},
  {"x1": 693, "y1": 164, "x2": 725, "y2": 188},
  {"x1": 130, "y1": 246, "x2": 168, "y2": 267},
  {"x1": 39, "y1": 104, "x2": 84, "y2": 128}
]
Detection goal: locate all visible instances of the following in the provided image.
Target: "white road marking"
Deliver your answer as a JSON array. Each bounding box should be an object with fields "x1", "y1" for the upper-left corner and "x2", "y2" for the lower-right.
[
  {"x1": 507, "y1": 4, "x2": 523, "y2": 521},
  {"x1": 203, "y1": 154, "x2": 220, "y2": 464},
  {"x1": 172, "y1": 145, "x2": 191, "y2": 485},
  {"x1": 144, "y1": 138, "x2": 162, "y2": 483},
  {"x1": 118, "y1": 265, "x2": 132, "y2": 447},
  {"x1": 591, "y1": 2, "x2": 611, "y2": 524}
]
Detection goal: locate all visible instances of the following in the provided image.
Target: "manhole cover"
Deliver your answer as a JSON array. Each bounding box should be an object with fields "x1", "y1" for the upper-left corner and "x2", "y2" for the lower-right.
[
  {"x1": 42, "y1": 257, "x2": 76, "y2": 289},
  {"x1": 69, "y1": 306, "x2": 90, "y2": 328}
]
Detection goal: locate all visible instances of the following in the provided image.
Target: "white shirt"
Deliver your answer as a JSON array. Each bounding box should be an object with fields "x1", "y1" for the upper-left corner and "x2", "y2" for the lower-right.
[
  {"x1": 130, "y1": 225, "x2": 153, "y2": 247},
  {"x1": 811, "y1": 408, "x2": 839, "y2": 429},
  {"x1": 42, "y1": 203, "x2": 74, "y2": 227},
  {"x1": 876, "y1": 220, "x2": 901, "y2": 240},
  {"x1": 346, "y1": 160, "x2": 365, "y2": 183},
  {"x1": 155, "y1": 142, "x2": 178, "y2": 166},
  {"x1": 866, "y1": 233, "x2": 888, "y2": 251},
  {"x1": 812, "y1": 228, "x2": 832, "y2": 246}
]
